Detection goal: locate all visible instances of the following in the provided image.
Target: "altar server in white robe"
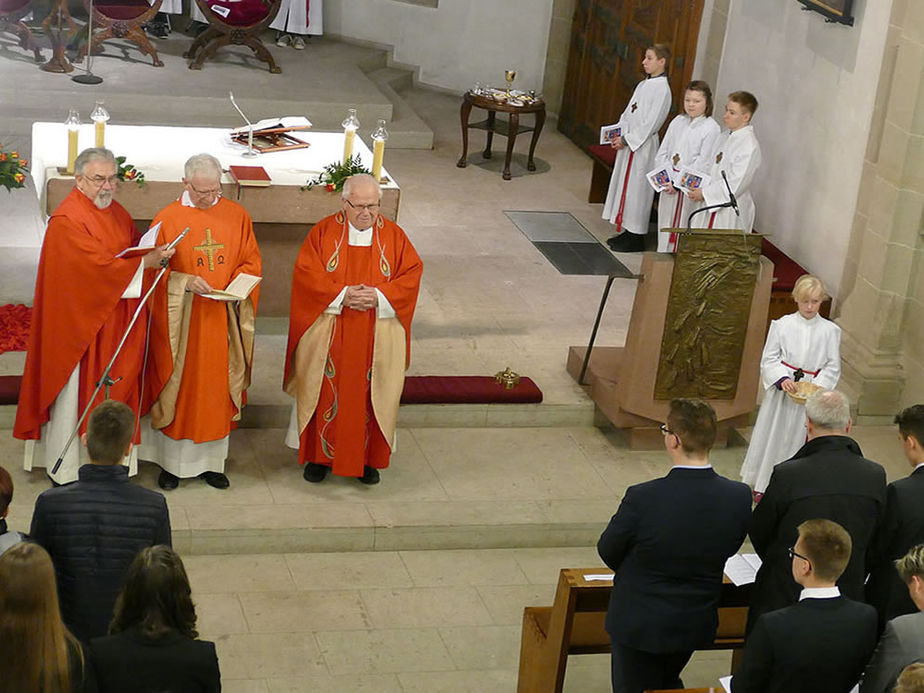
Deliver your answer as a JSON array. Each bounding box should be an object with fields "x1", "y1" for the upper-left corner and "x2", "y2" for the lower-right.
[
  {"x1": 689, "y1": 91, "x2": 762, "y2": 233},
  {"x1": 740, "y1": 275, "x2": 841, "y2": 494},
  {"x1": 603, "y1": 44, "x2": 672, "y2": 253},
  {"x1": 272, "y1": 0, "x2": 322, "y2": 48},
  {"x1": 652, "y1": 80, "x2": 721, "y2": 252}
]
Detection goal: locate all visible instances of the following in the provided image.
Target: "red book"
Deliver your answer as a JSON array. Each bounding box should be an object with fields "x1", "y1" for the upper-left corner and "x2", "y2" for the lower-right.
[{"x1": 228, "y1": 165, "x2": 271, "y2": 187}]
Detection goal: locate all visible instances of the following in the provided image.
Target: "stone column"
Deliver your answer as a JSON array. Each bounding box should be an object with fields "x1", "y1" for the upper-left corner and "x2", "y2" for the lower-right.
[{"x1": 837, "y1": 0, "x2": 924, "y2": 416}]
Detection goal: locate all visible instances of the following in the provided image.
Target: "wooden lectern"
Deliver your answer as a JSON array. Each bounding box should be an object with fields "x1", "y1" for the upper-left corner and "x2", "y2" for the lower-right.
[{"x1": 567, "y1": 229, "x2": 773, "y2": 449}]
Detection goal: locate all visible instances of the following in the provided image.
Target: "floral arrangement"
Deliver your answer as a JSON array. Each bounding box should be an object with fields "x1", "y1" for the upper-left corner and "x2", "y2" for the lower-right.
[
  {"x1": 116, "y1": 155, "x2": 145, "y2": 186},
  {"x1": 0, "y1": 143, "x2": 29, "y2": 192},
  {"x1": 304, "y1": 155, "x2": 371, "y2": 192}
]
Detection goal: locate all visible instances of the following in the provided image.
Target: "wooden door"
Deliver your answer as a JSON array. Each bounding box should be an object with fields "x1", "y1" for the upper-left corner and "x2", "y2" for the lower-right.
[{"x1": 559, "y1": 0, "x2": 705, "y2": 151}]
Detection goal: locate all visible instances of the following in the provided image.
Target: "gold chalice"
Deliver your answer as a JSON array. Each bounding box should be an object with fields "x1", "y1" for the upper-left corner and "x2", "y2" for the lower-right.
[{"x1": 504, "y1": 69, "x2": 517, "y2": 96}]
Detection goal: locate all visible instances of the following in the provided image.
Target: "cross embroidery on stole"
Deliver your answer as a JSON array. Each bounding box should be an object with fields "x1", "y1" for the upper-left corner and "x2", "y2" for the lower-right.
[{"x1": 194, "y1": 229, "x2": 225, "y2": 271}]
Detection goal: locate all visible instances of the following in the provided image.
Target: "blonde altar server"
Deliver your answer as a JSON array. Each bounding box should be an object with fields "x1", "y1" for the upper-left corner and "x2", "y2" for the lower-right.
[
  {"x1": 653, "y1": 81, "x2": 720, "y2": 252},
  {"x1": 603, "y1": 43, "x2": 672, "y2": 253},
  {"x1": 689, "y1": 90, "x2": 762, "y2": 233},
  {"x1": 740, "y1": 275, "x2": 841, "y2": 495}
]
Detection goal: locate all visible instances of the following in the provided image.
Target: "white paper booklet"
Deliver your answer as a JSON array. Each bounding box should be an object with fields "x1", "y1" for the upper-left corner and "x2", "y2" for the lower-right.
[
  {"x1": 676, "y1": 166, "x2": 711, "y2": 194},
  {"x1": 115, "y1": 222, "x2": 162, "y2": 258},
  {"x1": 723, "y1": 553, "x2": 762, "y2": 586},
  {"x1": 204, "y1": 273, "x2": 261, "y2": 301},
  {"x1": 645, "y1": 166, "x2": 674, "y2": 192},
  {"x1": 599, "y1": 122, "x2": 622, "y2": 146},
  {"x1": 231, "y1": 116, "x2": 312, "y2": 134}
]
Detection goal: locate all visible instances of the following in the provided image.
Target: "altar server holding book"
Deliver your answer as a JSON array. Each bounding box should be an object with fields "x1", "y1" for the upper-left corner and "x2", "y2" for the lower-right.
[
  {"x1": 602, "y1": 44, "x2": 672, "y2": 253},
  {"x1": 652, "y1": 80, "x2": 721, "y2": 252},
  {"x1": 740, "y1": 275, "x2": 841, "y2": 494}
]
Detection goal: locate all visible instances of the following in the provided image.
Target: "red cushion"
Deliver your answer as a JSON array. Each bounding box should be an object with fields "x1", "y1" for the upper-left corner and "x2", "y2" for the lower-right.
[
  {"x1": 761, "y1": 238, "x2": 807, "y2": 290},
  {"x1": 400, "y1": 376, "x2": 543, "y2": 404},
  {"x1": 588, "y1": 144, "x2": 617, "y2": 168},
  {"x1": 207, "y1": 0, "x2": 269, "y2": 26},
  {"x1": 95, "y1": 0, "x2": 150, "y2": 19},
  {"x1": 0, "y1": 0, "x2": 31, "y2": 13}
]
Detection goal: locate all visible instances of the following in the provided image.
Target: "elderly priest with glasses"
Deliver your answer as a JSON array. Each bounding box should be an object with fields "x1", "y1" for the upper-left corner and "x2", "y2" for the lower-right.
[
  {"x1": 284, "y1": 174, "x2": 422, "y2": 486},
  {"x1": 140, "y1": 153, "x2": 262, "y2": 491},
  {"x1": 14, "y1": 148, "x2": 175, "y2": 485}
]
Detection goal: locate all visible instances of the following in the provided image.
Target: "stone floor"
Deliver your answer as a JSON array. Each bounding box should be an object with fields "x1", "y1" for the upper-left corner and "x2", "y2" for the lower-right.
[{"x1": 0, "y1": 34, "x2": 914, "y2": 693}]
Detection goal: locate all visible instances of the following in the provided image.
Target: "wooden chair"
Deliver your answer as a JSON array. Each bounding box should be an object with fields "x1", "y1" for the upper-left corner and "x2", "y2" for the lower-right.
[
  {"x1": 0, "y1": 0, "x2": 43, "y2": 62},
  {"x1": 184, "y1": 0, "x2": 282, "y2": 73},
  {"x1": 516, "y1": 568, "x2": 751, "y2": 693},
  {"x1": 75, "y1": 0, "x2": 164, "y2": 67}
]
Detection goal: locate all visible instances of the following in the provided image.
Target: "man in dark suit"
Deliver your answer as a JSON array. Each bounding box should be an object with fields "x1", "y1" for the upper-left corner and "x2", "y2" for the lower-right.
[
  {"x1": 867, "y1": 405, "x2": 924, "y2": 627},
  {"x1": 747, "y1": 389, "x2": 886, "y2": 632},
  {"x1": 732, "y1": 518, "x2": 878, "y2": 693},
  {"x1": 598, "y1": 399, "x2": 752, "y2": 693},
  {"x1": 31, "y1": 400, "x2": 172, "y2": 642},
  {"x1": 861, "y1": 544, "x2": 924, "y2": 693}
]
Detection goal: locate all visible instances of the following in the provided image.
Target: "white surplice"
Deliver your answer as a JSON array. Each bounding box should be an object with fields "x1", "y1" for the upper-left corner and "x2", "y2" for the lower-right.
[
  {"x1": 740, "y1": 312, "x2": 841, "y2": 493},
  {"x1": 270, "y1": 0, "x2": 322, "y2": 35},
  {"x1": 700, "y1": 124, "x2": 762, "y2": 233},
  {"x1": 653, "y1": 113, "x2": 721, "y2": 251},
  {"x1": 601, "y1": 74, "x2": 671, "y2": 236}
]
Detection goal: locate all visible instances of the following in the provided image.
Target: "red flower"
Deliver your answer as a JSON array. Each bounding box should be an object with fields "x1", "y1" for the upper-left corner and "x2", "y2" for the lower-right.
[
  {"x1": 13, "y1": 173, "x2": 25, "y2": 183},
  {"x1": 0, "y1": 153, "x2": 6, "y2": 162},
  {"x1": 325, "y1": 183, "x2": 335, "y2": 192},
  {"x1": 19, "y1": 159, "x2": 28, "y2": 167},
  {"x1": 10, "y1": 151, "x2": 18, "y2": 159}
]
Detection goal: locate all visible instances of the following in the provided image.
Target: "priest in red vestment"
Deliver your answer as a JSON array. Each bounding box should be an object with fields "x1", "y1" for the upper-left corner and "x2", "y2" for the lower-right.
[
  {"x1": 284, "y1": 174, "x2": 422, "y2": 485},
  {"x1": 140, "y1": 153, "x2": 261, "y2": 491},
  {"x1": 14, "y1": 148, "x2": 174, "y2": 485}
]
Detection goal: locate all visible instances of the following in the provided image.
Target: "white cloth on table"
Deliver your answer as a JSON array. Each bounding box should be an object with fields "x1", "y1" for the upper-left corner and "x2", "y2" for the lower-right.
[
  {"x1": 701, "y1": 124, "x2": 761, "y2": 233},
  {"x1": 602, "y1": 74, "x2": 671, "y2": 235},
  {"x1": 740, "y1": 312, "x2": 841, "y2": 493},
  {"x1": 653, "y1": 113, "x2": 721, "y2": 252}
]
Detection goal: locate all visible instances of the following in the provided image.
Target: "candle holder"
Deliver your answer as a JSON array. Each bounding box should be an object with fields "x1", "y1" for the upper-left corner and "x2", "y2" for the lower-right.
[
  {"x1": 342, "y1": 108, "x2": 360, "y2": 164},
  {"x1": 370, "y1": 119, "x2": 388, "y2": 183},
  {"x1": 63, "y1": 109, "x2": 80, "y2": 176},
  {"x1": 91, "y1": 101, "x2": 109, "y2": 148},
  {"x1": 504, "y1": 69, "x2": 517, "y2": 96}
]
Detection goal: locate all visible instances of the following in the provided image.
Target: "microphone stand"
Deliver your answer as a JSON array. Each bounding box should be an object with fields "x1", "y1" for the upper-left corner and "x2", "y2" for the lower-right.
[
  {"x1": 229, "y1": 91, "x2": 257, "y2": 158},
  {"x1": 72, "y1": 0, "x2": 103, "y2": 85},
  {"x1": 51, "y1": 230, "x2": 188, "y2": 477}
]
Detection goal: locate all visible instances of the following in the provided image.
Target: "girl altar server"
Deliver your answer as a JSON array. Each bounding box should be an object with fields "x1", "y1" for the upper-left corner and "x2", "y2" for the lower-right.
[
  {"x1": 740, "y1": 275, "x2": 841, "y2": 494},
  {"x1": 652, "y1": 80, "x2": 721, "y2": 252},
  {"x1": 603, "y1": 44, "x2": 672, "y2": 253},
  {"x1": 689, "y1": 90, "x2": 762, "y2": 233}
]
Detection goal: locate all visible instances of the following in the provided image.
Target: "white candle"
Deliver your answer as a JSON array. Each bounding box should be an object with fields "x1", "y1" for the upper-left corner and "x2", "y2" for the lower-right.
[
  {"x1": 343, "y1": 128, "x2": 356, "y2": 163},
  {"x1": 372, "y1": 138, "x2": 385, "y2": 181}
]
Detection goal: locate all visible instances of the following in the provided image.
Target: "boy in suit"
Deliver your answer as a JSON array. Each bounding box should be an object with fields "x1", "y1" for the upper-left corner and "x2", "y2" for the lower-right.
[
  {"x1": 598, "y1": 398, "x2": 752, "y2": 693},
  {"x1": 867, "y1": 405, "x2": 924, "y2": 626},
  {"x1": 732, "y1": 519, "x2": 878, "y2": 693}
]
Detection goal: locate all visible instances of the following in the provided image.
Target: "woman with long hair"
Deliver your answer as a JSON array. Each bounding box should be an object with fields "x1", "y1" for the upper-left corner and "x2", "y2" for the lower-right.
[
  {"x1": 0, "y1": 542, "x2": 93, "y2": 693},
  {"x1": 89, "y1": 545, "x2": 220, "y2": 692}
]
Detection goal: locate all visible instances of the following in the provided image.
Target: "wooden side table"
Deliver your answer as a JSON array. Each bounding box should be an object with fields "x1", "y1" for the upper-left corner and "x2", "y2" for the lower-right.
[{"x1": 456, "y1": 90, "x2": 546, "y2": 181}]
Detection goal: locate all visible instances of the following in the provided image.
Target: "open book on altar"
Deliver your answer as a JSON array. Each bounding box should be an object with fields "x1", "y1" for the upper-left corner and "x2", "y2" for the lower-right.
[
  {"x1": 230, "y1": 116, "x2": 312, "y2": 152},
  {"x1": 203, "y1": 273, "x2": 261, "y2": 302},
  {"x1": 115, "y1": 222, "x2": 162, "y2": 258}
]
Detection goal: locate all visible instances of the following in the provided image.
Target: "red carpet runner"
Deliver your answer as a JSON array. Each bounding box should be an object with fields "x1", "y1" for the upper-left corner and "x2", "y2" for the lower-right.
[{"x1": 0, "y1": 304, "x2": 30, "y2": 355}]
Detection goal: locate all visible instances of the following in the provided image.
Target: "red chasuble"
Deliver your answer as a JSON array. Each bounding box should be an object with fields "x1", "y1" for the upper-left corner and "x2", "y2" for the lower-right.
[
  {"x1": 285, "y1": 212, "x2": 422, "y2": 477},
  {"x1": 14, "y1": 188, "x2": 146, "y2": 440},
  {"x1": 144, "y1": 199, "x2": 261, "y2": 443}
]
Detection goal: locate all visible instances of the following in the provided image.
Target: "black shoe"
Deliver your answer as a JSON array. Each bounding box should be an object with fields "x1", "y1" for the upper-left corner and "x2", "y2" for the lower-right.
[
  {"x1": 358, "y1": 466, "x2": 380, "y2": 485},
  {"x1": 303, "y1": 462, "x2": 328, "y2": 483},
  {"x1": 158, "y1": 470, "x2": 179, "y2": 490},
  {"x1": 607, "y1": 231, "x2": 645, "y2": 252},
  {"x1": 199, "y1": 471, "x2": 230, "y2": 489},
  {"x1": 145, "y1": 22, "x2": 170, "y2": 38}
]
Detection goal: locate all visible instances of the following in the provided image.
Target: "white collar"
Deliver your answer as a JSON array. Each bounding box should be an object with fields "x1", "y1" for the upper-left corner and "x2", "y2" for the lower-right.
[
  {"x1": 914, "y1": 462, "x2": 924, "y2": 471},
  {"x1": 180, "y1": 190, "x2": 219, "y2": 208},
  {"x1": 799, "y1": 586, "x2": 840, "y2": 600},
  {"x1": 348, "y1": 221, "x2": 373, "y2": 246},
  {"x1": 672, "y1": 464, "x2": 713, "y2": 470}
]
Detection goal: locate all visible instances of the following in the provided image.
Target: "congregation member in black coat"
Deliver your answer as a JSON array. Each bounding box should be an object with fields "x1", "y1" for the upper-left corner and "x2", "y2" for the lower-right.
[
  {"x1": 90, "y1": 545, "x2": 221, "y2": 693},
  {"x1": 598, "y1": 399, "x2": 752, "y2": 693},
  {"x1": 747, "y1": 389, "x2": 886, "y2": 632},
  {"x1": 862, "y1": 544, "x2": 924, "y2": 693},
  {"x1": 732, "y1": 518, "x2": 878, "y2": 693},
  {"x1": 867, "y1": 404, "x2": 924, "y2": 627},
  {"x1": 30, "y1": 400, "x2": 172, "y2": 642}
]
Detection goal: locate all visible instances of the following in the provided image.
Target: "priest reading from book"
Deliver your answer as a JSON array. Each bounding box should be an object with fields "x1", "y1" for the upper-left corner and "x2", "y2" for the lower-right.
[
  {"x1": 140, "y1": 153, "x2": 262, "y2": 491},
  {"x1": 14, "y1": 148, "x2": 175, "y2": 486},
  {"x1": 284, "y1": 174, "x2": 422, "y2": 485}
]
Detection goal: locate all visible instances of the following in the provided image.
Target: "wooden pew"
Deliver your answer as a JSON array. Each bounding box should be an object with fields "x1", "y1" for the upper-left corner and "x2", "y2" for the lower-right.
[{"x1": 517, "y1": 567, "x2": 751, "y2": 693}]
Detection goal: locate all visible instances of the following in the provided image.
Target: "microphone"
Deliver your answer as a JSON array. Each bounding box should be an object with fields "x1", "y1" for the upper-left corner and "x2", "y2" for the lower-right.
[
  {"x1": 229, "y1": 91, "x2": 257, "y2": 159},
  {"x1": 160, "y1": 227, "x2": 189, "y2": 268},
  {"x1": 721, "y1": 170, "x2": 740, "y2": 216}
]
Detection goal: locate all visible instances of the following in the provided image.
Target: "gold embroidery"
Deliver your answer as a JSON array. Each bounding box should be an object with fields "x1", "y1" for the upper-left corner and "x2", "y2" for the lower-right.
[
  {"x1": 672, "y1": 153, "x2": 680, "y2": 166},
  {"x1": 193, "y1": 229, "x2": 225, "y2": 272}
]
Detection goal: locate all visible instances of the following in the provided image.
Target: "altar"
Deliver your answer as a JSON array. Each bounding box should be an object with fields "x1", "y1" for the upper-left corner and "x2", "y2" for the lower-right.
[{"x1": 30, "y1": 122, "x2": 401, "y2": 316}]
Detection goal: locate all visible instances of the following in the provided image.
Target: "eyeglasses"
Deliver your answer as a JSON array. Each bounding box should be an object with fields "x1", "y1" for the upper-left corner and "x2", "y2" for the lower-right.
[
  {"x1": 788, "y1": 547, "x2": 812, "y2": 567},
  {"x1": 660, "y1": 423, "x2": 673, "y2": 436},
  {"x1": 345, "y1": 199, "x2": 380, "y2": 212},
  {"x1": 82, "y1": 174, "x2": 120, "y2": 187},
  {"x1": 186, "y1": 182, "x2": 222, "y2": 197}
]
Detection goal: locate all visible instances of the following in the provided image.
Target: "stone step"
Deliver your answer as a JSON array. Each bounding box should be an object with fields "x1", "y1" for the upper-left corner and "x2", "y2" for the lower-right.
[{"x1": 365, "y1": 67, "x2": 434, "y2": 150}]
